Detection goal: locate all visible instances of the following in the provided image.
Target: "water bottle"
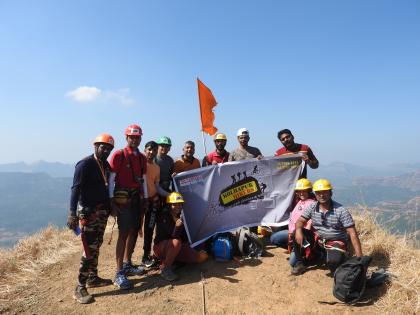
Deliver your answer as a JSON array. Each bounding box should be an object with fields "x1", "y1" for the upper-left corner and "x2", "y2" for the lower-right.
[{"x1": 73, "y1": 226, "x2": 81, "y2": 236}]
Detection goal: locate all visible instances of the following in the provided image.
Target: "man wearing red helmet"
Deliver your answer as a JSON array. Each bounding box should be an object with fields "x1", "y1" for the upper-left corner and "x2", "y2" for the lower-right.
[
  {"x1": 67, "y1": 134, "x2": 115, "y2": 304},
  {"x1": 108, "y1": 124, "x2": 148, "y2": 290}
]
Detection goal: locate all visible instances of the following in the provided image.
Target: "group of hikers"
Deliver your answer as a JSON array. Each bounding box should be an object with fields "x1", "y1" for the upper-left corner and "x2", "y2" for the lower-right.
[{"x1": 67, "y1": 125, "x2": 363, "y2": 304}]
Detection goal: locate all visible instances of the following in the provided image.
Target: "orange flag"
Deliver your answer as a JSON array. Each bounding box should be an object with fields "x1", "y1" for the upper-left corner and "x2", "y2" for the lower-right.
[{"x1": 197, "y1": 78, "x2": 218, "y2": 135}]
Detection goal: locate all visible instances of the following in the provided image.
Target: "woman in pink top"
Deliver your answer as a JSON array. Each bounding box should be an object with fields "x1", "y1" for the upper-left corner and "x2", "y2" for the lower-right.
[{"x1": 270, "y1": 178, "x2": 315, "y2": 266}]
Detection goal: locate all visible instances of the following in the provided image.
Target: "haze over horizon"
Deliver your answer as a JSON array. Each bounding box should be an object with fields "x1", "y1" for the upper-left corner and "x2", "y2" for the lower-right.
[{"x1": 1, "y1": 1, "x2": 419, "y2": 166}]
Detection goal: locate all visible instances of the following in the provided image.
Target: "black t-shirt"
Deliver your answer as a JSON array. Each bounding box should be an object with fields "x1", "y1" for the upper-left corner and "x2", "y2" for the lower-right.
[
  {"x1": 69, "y1": 154, "x2": 110, "y2": 215},
  {"x1": 154, "y1": 206, "x2": 188, "y2": 245}
]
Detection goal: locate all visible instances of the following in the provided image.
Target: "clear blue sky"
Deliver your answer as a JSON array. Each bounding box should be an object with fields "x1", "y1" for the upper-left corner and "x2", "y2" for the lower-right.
[{"x1": 0, "y1": 0, "x2": 419, "y2": 166}]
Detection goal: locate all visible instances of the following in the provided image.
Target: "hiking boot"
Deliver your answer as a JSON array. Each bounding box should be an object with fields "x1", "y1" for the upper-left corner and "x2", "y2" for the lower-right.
[
  {"x1": 86, "y1": 275, "x2": 113, "y2": 288},
  {"x1": 291, "y1": 262, "x2": 306, "y2": 275},
  {"x1": 114, "y1": 271, "x2": 133, "y2": 290},
  {"x1": 73, "y1": 285, "x2": 94, "y2": 304},
  {"x1": 160, "y1": 267, "x2": 178, "y2": 282},
  {"x1": 141, "y1": 255, "x2": 155, "y2": 268},
  {"x1": 122, "y1": 261, "x2": 145, "y2": 276}
]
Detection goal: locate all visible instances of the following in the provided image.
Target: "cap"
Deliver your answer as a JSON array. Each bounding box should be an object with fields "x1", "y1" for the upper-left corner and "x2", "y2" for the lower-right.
[{"x1": 237, "y1": 128, "x2": 249, "y2": 136}]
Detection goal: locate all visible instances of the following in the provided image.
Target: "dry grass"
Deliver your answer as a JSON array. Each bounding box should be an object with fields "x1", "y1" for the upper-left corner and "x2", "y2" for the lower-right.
[
  {"x1": 0, "y1": 225, "x2": 79, "y2": 304},
  {"x1": 355, "y1": 211, "x2": 420, "y2": 314},
  {"x1": 0, "y1": 215, "x2": 418, "y2": 314}
]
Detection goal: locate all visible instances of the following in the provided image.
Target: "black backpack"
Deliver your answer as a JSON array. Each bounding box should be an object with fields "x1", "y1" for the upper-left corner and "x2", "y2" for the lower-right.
[
  {"x1": 333, "y1": 256, "x2": 372, "y2": 304},
  {"x1": 233, "y1": 227, "x2": 264, "y2": 258}
]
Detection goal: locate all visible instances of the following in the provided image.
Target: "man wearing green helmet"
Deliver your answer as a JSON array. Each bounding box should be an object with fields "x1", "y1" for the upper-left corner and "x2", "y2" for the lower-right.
[{"x1": 155, "y1": 136, "x2": 174, "y2": 193}]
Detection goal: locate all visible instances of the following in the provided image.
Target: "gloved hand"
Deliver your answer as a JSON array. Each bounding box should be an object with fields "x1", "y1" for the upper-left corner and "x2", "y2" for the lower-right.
[{"x1": 67, "y1": 215, "x2": 79, "y2": 230}]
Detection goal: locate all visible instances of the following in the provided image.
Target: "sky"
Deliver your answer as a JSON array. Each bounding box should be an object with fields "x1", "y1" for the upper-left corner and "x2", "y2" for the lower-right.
[{"x1": 0, "y1": 0, "x2": 419, "y2": 167}]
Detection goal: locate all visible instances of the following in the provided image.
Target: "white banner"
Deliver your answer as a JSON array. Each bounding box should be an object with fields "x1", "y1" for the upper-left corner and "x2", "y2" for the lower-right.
[{"x1": 173, "y1": 155, "x2": 304, "y2": 246}]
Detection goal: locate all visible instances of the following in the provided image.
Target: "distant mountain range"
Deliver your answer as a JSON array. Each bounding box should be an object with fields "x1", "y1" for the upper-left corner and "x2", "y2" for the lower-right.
[
  {"x1": 0, "y1": 160, "x2": 74, "y2": 177},
  {"x1": 0, "y1": 160, "x2": 419, "y2": 248},
  {"x1": 0, "y1": 172, "x2": 71, "y2": 247},
  {"x1": 2, "y1": 160, "x2": 420, "y2": 183}
]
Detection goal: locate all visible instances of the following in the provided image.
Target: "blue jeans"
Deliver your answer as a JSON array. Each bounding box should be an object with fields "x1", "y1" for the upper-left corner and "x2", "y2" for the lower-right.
[
  {"x1": 270, "y1": 229, "x2": 288, "y2": 248},
  {"x1": 270, "y1": 230, "x2": 297, "y2": 266}
]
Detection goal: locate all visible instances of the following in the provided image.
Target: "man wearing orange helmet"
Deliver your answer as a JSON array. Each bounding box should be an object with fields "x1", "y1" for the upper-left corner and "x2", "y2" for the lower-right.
[
  {"x1": 108, "y1": 124, "x2": 148, "y2": 290},
  {"x1": 202, "y1": 133, "x2": 230, "y2": 166},
  {"x1": 67, "y1": 133, "x2": 115, "y2": 304}
]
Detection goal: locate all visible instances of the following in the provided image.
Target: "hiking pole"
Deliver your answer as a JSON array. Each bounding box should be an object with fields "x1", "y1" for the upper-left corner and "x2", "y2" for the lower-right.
[{"x1": 200, "y1": 272, "x2": 206, "y2": 315}]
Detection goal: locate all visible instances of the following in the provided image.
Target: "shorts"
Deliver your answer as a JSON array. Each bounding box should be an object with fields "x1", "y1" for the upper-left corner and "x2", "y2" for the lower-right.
[{"x1": 117, "y1": 194, "x2": 143, "y2": 232}]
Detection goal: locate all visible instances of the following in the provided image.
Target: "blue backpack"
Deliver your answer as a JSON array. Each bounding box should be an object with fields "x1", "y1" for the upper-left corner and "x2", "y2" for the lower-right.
[{"x1": 211, "y1": 233, "x2": 235, "y2": 261}]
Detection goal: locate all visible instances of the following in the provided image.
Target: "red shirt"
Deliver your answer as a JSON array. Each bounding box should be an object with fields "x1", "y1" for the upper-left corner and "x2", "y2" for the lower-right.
[
  {"x1": 275, "y1": 143, "x2": 316, "y2": 178},
  {"x1": 110, "y1": 146, "x2": 147, "y2": 189},
  {"x1": 207, "y1": 150, "x2": 229, "y2": 164},
  {"x1": 275, "y1": 143, "x2": 311, "y2": 157}
]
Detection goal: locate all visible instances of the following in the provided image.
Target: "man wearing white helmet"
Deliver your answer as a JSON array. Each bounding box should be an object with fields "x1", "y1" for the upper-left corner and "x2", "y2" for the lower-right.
[{"x1": 228, "y1": 128, "x2": 263, "y2": 161}]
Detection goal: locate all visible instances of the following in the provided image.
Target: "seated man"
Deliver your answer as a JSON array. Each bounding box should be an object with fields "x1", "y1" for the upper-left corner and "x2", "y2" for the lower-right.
[
  {"x1": 153, "y1": 192, "x2": 208, "y2": 281},
  {"x1": 292, "y1": 179, "x2": 363, "y2": 275}
]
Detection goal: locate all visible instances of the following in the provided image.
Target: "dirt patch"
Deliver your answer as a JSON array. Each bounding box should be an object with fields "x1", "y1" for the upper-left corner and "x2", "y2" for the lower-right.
[{"x1": 3, "y1": 234, "x2": 383, "y2": 315}]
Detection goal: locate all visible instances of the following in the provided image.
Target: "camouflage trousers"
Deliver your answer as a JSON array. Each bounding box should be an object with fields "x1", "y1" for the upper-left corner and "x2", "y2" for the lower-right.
[{"x1": 78, "y1": 209, "x2": 109, "y2": 286}]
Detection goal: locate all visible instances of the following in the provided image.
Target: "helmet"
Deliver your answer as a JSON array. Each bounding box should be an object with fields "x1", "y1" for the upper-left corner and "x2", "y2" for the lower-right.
[
  {"x1": 214, "y1": 133, "x2": 227, "y2": 141},
  {"x1": 257, "y1": 226, "x2": 271, "y2": 237},
  {"x1": 295, "y1": 178, "x2": 312, "y2": 190},
  {"x1": 125, "y1": 124, "x2": 143, "y2": 136},
  {"x1": 156, "y1": 136, "x2": 172, "y2": 146},
  {"x1": 237, "y1": 128, "x2": 249, "y2": 136},
  {"x1": 93, "y1": 134, "x2": 115, "y2": 148},
  {"x1": 166, "y1": 192, "x2": 185, "y2": 204},
  {"x1": 312, "y1": 179, "x2": 333, "y2": 192}
]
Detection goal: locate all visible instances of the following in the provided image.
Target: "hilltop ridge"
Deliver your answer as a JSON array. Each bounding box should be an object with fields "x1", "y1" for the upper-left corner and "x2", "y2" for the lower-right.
[{"x1": 0, "y1": 213, "x2": 418, "y2": 315}]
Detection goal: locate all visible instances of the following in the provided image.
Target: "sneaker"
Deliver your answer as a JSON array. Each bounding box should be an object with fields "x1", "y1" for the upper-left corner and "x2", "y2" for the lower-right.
[
  {"x1": 114, "y1": 271, "x2": 133, "y2": 290},
  {"x1": 123, "y1": 261, "x2": 145, "y2": 276},
  {"x1": 86, "y1": 275, "x2": 113, "y2": 288},
  {"x1": 291, "y1": 262, "x2": 306, "y2": 276},
  {"x1": 160, "y1": 267, "x2": 178, "y2": 282},
  {"x1": 141, "y1": 255, "x2": 155, "y2": 268},
  {"x1": 73, "y1": 285, "x2": 94, "y2": 304}
]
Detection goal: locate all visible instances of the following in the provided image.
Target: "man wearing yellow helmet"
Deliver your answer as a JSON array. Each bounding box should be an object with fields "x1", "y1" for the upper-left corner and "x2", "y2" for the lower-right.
[
  {"x1": 270, "y1": 179, "x2": 316, "y2": 264},
  {"x1": 153, "y1": 192, "x2": 208, "y2": 281},
  {"x1": 292, "y1": 179, "x2": 363, "y2": 276},
  {"x1": 203, "y1": 133, "x2": 230, "y2": 166}
]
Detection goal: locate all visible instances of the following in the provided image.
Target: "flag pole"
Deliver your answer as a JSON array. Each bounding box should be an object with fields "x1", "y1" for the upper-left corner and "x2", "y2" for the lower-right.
[
  {"x1": 201, "y1": 131, "x2": 208, "y2": 157},
  {"x1": 197, "y1": 78, "x2": 209, "y2": 158}
]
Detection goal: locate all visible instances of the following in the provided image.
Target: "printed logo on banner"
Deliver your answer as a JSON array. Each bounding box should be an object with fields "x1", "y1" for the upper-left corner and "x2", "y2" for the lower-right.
[
  {"x1": 277, "y1": 159, "x2": 301, "y2": 170},
  {"x1": 179, "y1": 174, "x2": 204, "y2": 187},
  {"x1": 218, "y1": 165, "x2": 267, "y2": 208}
]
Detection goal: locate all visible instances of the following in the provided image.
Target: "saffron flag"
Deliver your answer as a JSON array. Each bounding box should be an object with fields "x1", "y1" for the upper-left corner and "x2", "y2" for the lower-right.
[{"x1": 197, "y1": 78, "x2": 218, "y2": 135}]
